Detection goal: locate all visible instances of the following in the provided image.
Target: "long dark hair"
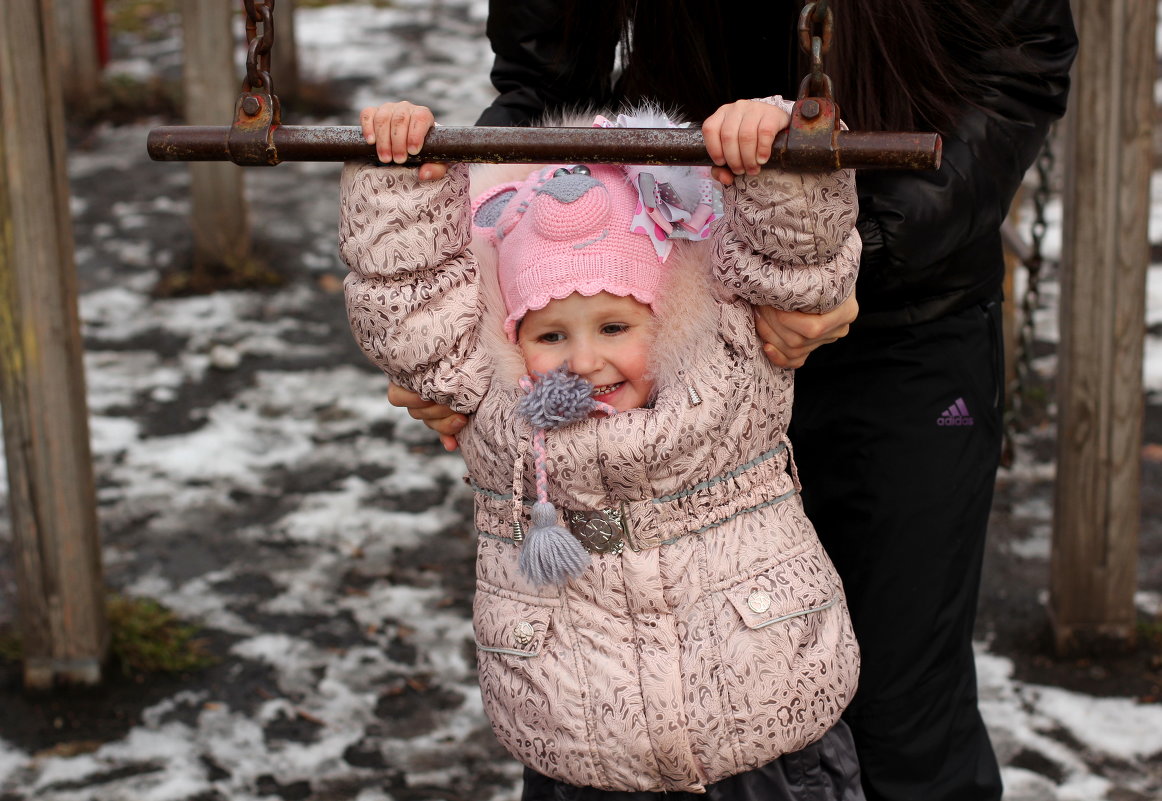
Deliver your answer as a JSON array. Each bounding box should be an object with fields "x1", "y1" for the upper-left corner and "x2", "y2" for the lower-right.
[
  {"x1": 829, "y1": 0, "x2": 1007, "y2": 132},
  {"x1": 560, "y1": 0, "x2": 1008, "y2": 133}
]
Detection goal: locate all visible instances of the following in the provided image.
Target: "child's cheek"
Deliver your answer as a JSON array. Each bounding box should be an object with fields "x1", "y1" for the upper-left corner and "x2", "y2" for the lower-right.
[{"x1": 520, "y1": 345, "x2": 562, "y2": 376}]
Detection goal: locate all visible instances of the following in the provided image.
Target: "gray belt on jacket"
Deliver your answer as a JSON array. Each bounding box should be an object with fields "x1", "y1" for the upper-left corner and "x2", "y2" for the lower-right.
[{"x1": 471, "y1": 443, "x2": 798, "y2": 554}]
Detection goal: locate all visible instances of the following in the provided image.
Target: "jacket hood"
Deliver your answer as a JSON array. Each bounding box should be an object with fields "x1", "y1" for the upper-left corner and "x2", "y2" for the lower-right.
[
  {"x1": 469, "y1": 165, "x2": 719, "y2": 395},
  {"x1": 467, "y1": 105, "x2": 721, "y2": 395}
]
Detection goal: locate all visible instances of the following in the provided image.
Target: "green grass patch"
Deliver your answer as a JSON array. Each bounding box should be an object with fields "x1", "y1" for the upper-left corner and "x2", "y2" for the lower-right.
[
  {"x1": 107, "y1": 595, "x2": 215, "y2": 676},
  {"x1": 0, "y1": 595, "x2": 215, "y2": 677},
  {"x1": 1138, "y1": 614, "x2": 1162, "y2": 645}
]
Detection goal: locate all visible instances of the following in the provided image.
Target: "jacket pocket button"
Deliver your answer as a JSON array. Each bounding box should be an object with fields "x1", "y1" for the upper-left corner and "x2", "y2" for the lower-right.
[
  {"x1": 747, "y1": 590, "x2": 772, "y2": 614},
  {"x1": 513, "y1": 621, "x2": 535, "y2": 646}
]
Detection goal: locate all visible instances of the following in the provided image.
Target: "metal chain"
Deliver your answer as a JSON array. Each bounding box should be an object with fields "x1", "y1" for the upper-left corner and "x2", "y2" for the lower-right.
[
  {"x1": 797, "y1": 0, "x2": 835, "y2": 100},
  {"x1": 242, "y1": 0, "x2": 276, "y2": 95},
  {"x1": 1002, "y1": 129, "x2": 1055, "y2": 465}
]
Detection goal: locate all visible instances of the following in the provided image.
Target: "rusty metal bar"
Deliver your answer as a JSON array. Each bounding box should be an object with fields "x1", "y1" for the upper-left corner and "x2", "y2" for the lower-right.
[{"x1": 147, "y1": 124, "x2": 941, "y2": 171}]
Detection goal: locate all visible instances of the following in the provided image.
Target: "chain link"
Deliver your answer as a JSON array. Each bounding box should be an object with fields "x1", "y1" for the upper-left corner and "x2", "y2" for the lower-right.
[
  {"x1": 1002, "y1": 129, "x2": 1056, "y2": 465},
  {"x1": 242, "y1": 0, "x2": 276, "y2": 94},
  {"x1": 797, "y1": 1, "x2": 834, "y2": 100}
]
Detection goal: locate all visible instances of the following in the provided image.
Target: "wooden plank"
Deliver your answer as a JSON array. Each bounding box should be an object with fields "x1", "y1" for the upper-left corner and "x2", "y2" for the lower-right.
[
  {"x1": 1051, "y1": 0, "x2": 1154, "y2": 651},
  {"x1": 53, "y1": 0, "x2": 102, "y2": 111},
  {"x1": 180, "y1": 0, "x2": 250, "y2": 272},
  {"x1": 0, "y1": 0, "x2": 108, "y2": 687},
  {"x1": 271, "y1": 0, "x2": 299, "y2": 101}
]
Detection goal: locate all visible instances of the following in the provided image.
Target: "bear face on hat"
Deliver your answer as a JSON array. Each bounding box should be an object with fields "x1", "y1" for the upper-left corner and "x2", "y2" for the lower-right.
[{"x1": 472, "y1": 163, "x2": 666, "y2": 340}]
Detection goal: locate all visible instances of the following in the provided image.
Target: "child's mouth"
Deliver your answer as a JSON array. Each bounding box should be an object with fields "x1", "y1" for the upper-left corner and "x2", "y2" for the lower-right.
[{"x1": 591, "y1": 382, "x2": 623, "y2": 398}]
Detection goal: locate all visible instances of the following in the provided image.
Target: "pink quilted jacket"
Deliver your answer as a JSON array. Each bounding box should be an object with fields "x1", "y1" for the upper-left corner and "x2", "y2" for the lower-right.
[{"x1": 340, "y1": 147, "x2": 862, "y2": 792}]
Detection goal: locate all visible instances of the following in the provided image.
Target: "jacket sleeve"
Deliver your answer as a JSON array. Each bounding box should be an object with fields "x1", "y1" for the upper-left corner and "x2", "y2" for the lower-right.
[
  {"x1": 855, "y1": 0, "x2": 1077, "y2": 279},
  {"x1": 340, "y1": 162, "x2": 490, "y2": 413},
  {"x1": 711, "y1": 98, "x2": 861, "y2": 313},
  {"x1": 475, "y1": 0, "x2": 613, "y2": 126}
]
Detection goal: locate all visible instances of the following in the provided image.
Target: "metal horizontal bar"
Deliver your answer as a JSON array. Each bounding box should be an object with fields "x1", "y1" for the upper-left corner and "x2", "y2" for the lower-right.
[{"x1": 146, "y1": 125, "x2": 941, "y2": 171}]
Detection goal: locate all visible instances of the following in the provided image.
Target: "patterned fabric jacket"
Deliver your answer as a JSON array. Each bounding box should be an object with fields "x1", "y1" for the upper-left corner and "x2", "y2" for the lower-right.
[{"x1": 340, "y1": 149, "x2": 862, "y2": 792}]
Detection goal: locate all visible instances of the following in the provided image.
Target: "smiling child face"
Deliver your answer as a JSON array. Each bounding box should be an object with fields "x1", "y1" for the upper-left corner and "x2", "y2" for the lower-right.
[{"x1": 516, "y1": 291, "x2": 656, "y2": 412}]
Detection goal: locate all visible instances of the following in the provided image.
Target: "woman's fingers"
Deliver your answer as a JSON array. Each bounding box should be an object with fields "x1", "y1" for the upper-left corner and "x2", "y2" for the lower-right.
[
  {"x1": 386, "y1": 383, "x2": 466, "y2": 446},
  {"x1": 753, "y1": 295, "x2": 858, "y2": 368}
]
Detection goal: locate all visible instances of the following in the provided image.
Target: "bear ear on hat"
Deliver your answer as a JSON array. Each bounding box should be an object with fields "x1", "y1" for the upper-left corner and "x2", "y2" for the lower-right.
[{"x1": 471, "y1": 182, "x2": 524, "y2": 245}]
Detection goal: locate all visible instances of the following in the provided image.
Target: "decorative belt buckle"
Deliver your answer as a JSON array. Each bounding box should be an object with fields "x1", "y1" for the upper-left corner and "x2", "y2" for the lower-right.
[{"x1": 566, "y1": 504, "x2": 630, "y2": 554}]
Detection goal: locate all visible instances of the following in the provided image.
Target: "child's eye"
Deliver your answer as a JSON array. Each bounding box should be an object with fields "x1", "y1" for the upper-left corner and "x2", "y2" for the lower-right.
[
  {"x1": 601, "y1": 323, "x2": 629, "y2": 335},
  {"x1": 537, "y1": 331, "x2": 565, "y2": 344}
]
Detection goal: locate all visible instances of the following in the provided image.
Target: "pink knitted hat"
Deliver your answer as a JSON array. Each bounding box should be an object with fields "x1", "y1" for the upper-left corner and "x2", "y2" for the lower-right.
[{"x1": 472, "y1": 163, "x2": 665, "y2": 340}]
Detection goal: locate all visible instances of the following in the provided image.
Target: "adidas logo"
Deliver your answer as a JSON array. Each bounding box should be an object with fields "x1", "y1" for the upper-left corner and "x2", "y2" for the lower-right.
[{"x1": 937, "y1": 397, "x2": 974, "y2": 426}]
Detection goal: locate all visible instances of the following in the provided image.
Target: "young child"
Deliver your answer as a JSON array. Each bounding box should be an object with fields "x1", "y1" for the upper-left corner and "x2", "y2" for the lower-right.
[{"x1": 341, "y1": 98, "x2": 863, "y2": 798}]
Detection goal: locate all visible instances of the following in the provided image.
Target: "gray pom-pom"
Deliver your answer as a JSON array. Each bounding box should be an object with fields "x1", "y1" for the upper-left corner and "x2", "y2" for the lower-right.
[
  {"x1": 519, "y1": 501, "x2": 589, "y2": 586},
  {"x1": 517, "y1": 366, "x2": 600, "y2": 430}
]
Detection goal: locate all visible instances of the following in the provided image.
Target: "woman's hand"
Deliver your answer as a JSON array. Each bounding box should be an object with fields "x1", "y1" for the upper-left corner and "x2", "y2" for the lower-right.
[
  {"x1": 386, "y1": 383, "x2": 467, "y2": 451},
  {"x1": 754, "y1": 294, "x2": 858, "y2": 368},
  {"x1": 702, "y1": 99, "x2": 791, "y2": 186},
  {"x1": 359, "y1": 101, "x2": 448, "y2": 182}
]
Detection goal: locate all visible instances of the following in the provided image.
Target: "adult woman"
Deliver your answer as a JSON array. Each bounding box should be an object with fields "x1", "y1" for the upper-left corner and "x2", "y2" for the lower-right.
[{"x1": 370, "y1": 2, "x2": 1078, "y2": 798}]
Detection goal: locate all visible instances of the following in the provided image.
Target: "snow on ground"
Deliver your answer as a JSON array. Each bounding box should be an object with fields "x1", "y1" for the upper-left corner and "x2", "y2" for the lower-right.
[{"x1": 0, "y1": 2, "x2": 1160, "y2": 800}]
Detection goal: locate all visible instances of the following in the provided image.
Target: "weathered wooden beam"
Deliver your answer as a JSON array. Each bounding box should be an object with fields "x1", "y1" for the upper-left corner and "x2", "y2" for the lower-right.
[
  {"x1": 53, "y1": 0, "x2": 102, "y2": 112},
  {"x1": 1051, "y1": 0, "x2": 1154, "y2": 652},
  {"x1": 270, "y1": 0, "x2": 299, "y2": 101},
  {"x1": 1, "y1": 0, "x2": 109, "y2": 688},
  {"x1": 181, "y1": 0, "x2": 251, "y2": 272}
]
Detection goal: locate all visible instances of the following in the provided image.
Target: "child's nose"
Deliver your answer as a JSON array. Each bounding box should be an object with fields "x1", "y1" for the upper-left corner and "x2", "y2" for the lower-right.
[{"x1": 567, "y1": 341, "x2": 603, "y2": 375}]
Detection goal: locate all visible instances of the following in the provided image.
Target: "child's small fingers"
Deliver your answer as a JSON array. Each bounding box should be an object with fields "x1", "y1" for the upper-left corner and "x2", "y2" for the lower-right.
[
  {"x1": 417, "y1": 163, "x2": 449, "y2": 181},
  {"x1": 711, "y1": 104, "x2": 744, "y2": 174},
  {"x1": 710, "y1": 165, "x2": 735, "y2": 186},
  {"x1": 407, "y1": 107, "x2": 435, "y2": 156},
  {"x1": 754, "y1": 116, "x2": 776, "y2": 168},
  {"x1": 388, "y1": 105, "x2": 414, "y2": 164},
  {"x1": 372, "y1": 105, "x2": 400, "y2": 162},
  {"x1": 721, "y1": 118, "x2": 747, "y2": 175},
  {"x1": 740, "y1": 104, "x2": 775, "y2": 174},
  {"x1": 360, "y1": 106, "x2": 378, "y2": 143},
  {"x1": 755, "y1": 106, "x2": 790, "y2": 167},
  {"x1": 702, "y1": 111, "x2": 727, "y2": 166}
]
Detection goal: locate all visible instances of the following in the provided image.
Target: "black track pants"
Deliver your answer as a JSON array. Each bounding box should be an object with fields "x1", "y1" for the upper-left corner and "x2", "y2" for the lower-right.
[{"x1": 788, "y1": 298, "x2": 1005, "y2": 801}]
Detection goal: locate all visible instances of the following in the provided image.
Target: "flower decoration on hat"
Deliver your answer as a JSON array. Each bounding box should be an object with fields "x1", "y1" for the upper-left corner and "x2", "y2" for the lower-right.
[{"x1": 593, "y1": 112, "x2": 725, "y2": 262}]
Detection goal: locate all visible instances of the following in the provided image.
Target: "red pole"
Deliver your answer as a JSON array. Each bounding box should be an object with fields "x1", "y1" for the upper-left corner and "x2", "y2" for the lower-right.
[{"x1": 92, "y1": 0, "x2": 109, "y2": 67}]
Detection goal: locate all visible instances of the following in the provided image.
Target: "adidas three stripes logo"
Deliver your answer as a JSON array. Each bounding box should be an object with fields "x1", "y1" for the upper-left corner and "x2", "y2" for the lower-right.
[{"x1": 937, "y1": 397, "x2": 974, "y2": 426}]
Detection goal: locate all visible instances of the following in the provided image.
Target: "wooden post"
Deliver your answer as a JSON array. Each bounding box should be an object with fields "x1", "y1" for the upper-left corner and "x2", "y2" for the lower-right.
[
  {"x1": 271, "y1": 0, "x2": 299, "y2": 102},
  {"x1": 181, "y1": 0, "x2": 250, "y2": 274},
  {"x1": 0, "y1": 0, "x2": 109, "y2": 688},
  {"x1": 1051, "y1": 0, "x2": 1155, "y2": 652},
  {"x1": 53, "y1": 0, "x2": 102, "y2": 113}
]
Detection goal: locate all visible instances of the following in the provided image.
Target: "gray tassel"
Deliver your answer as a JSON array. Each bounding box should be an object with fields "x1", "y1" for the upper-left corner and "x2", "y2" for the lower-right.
[
  {"x1": 519, "y1": 501, "x2": 589, "y2": 586},
  {"x1": 518, "y1": 365, "x2": 611, "y2": 428}
]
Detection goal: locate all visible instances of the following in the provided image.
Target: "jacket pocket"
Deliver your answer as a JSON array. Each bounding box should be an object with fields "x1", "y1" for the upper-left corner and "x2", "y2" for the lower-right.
[
  {"x1": 722, "y1": 547, "x2": 839, "y2": 628},
  {"x1": 710, "y1": 546, "x2": 859, "y2": 772},
  {"x1": 474, "y1": 588, "x2": 555, "y2": 657},
  {"x1": 472, "y1": 585, "x2": 600, "y2": 788}
]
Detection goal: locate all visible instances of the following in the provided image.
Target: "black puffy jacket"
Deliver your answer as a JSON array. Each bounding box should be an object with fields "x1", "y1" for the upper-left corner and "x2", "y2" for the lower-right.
[{"x1": 474, "y1": 0, "x2": 1077, "y2": 328}]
